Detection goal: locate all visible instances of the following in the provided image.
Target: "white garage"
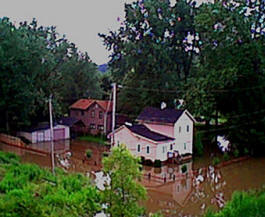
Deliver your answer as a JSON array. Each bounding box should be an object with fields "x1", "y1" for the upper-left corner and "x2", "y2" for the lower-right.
[{"x1": 18, "y1": 123, "x2": 70, "y2": 144}]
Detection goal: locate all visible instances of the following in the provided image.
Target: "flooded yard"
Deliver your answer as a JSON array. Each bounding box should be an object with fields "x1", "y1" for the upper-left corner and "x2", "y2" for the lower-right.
[{"x1": 1, "y1": 140, "x2": 265, "y2": 217}]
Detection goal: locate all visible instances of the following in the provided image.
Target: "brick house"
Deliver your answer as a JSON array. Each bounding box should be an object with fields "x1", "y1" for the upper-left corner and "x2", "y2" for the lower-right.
[{"x1": 70, "y1": 99, "x2": 112, "y2": 135}]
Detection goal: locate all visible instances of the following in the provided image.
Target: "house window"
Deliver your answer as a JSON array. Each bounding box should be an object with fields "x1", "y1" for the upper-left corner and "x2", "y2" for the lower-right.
[
  {"x1": 81, "y1": 111, "x2": 84, "y2": 116},
  {"x1": 90, "y1": 124, "x2": 96, "y2": 129},
  {"x1": 147, "y1": 146, "x2": 150, "y2": 154},
  {"x1": 184, "y1": 143, "x2": 186, "y2": 150},
  {"x1": 99, "y1": 111, "x2": 103, "y2": 119},
  {"x1": 179, "y1": 126, "x2": 181, "y2": 133},
  {"x1": 170, "y1": 144, "x2": 173, "y2": 150},
  {"x1": 91, "y1": 110, "x2": 95, "y2": 118},
  {"x1": 187, "y1": 125, "x2": 189, "y2": 132},
  {"x1": 137, "y1": 144, "x2": 141, "y2": 152},
  {"x1": 162, "y1": 146, "x2": 167, "y2": 153},
  {"x1": 117, "y1": 141, "x2": 120, "y2": 147},
  {"x1": 97, "y1": 125, "x2": 104, "y2": 131}
]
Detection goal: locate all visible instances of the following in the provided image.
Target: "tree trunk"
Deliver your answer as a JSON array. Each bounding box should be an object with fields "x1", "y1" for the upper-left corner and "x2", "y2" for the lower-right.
[{"x1": 6, "y1": 111, "x2": 9, "y2": 133}]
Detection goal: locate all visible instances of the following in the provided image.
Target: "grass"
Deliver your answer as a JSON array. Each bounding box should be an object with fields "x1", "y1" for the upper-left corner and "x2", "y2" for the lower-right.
[{"x1": 78, "y1": 135, "x2": 108, "y2": 145}]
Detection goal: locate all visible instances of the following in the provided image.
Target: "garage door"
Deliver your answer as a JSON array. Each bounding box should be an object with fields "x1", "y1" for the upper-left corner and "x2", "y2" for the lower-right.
[
  {"x1": 37, "y1": 132, "x2": 44, "y2": 142},
  {"x1": 53, "y1": 128, "x2": 65, "y2": 141}
]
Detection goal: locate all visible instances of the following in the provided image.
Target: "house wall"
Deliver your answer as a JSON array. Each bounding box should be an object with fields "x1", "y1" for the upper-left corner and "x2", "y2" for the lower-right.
[
  {"x1": 113, "y1": 127, "x2": 158, "y2": 162},
  {"x1": 143, "y1": 123, "x2": 174, "y2": 138},
  {"x1": 70, "y1": 103, "x2": 112, "y2": 135},
  {"x1": 173, "y1": 112, "x2": 193, "y2": 155},
  {"x1": 20, "y1": 125, "x2": 70, "y2": 144},
  {"x1": 156, "y1": 141, "x2": 175, "y2": 162}
]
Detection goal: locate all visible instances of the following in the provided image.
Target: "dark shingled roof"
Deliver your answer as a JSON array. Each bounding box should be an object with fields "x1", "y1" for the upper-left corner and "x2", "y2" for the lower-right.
[
  {"x1": 126, "y1": 124, "x2": 174, "y2": 142},
  {"x1": 137, "y1": 107, "x2": 185, "y2": 124},
  {"x1": 58, "y1": 117, "x2": 79, "y2": 127}
]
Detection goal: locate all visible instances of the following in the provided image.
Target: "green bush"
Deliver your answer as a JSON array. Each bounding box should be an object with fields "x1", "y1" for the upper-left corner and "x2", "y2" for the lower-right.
[
  {"x1": 154, "y1": 160, "x2": 161, "y2": 168},
  {"x1": 233, "y1": 149, "x2": 240, "y2": 158},
  {"x1": 0, "y1": 152, "x2": 101, "y2": 217},
  {"x1": 204, "y1": 190, "x2": 265, "y2": 217},
  {"x1": 212, "y1": 157, "x2": 221, "y2": 166},
  {"x1": 102, "y1": 152, "x2": 109, "y2": 157},
  {"x1": 0, "y1": 151, "x2": 20, "y2": 165},
  {"x1": 181, "y1": 164, "x2": 187, "y2": 173},
  {"x1": 244, "y1": 148, "x2": 249, "y2": 155},
  {"x1": 223, "y1": 152, "x2": 230, "y2": 161},
  {"x1": 86, "y1": 149, "x2": 92, "y2": 158},
  {"x1": 194, "y1": 132, "x2": 204, "y2": 156}
]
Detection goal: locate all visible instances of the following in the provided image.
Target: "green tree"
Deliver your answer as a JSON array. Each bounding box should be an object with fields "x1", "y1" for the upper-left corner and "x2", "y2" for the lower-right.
[
  {"x1": 102, "y1": 145, "x2": 146, "y2": 217},
  {"x1": 183, "y1": 0, "x2": 265, "y2": 154},
  {"x1": 0, "y1": 17, "x2": 102, "y2": 131},
  {"x1": 99, "y1": 0, "x2": 197, "y2": 115}
]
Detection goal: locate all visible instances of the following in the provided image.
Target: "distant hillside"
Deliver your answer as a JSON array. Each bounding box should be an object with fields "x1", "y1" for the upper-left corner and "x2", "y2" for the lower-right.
[{"x1": 98, "y1": 64, "x2": 108, "y2": 73}]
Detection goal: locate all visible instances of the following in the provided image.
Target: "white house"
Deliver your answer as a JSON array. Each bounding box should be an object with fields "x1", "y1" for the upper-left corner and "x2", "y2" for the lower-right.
[{"x1": 111, "y1": 107, "x2": 195, "y2": 162}]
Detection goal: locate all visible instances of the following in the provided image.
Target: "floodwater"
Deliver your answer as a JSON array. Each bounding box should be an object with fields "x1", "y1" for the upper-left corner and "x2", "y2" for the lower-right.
[{"x1": 1, "y1": 140, "x2": 265, "y2": 217}]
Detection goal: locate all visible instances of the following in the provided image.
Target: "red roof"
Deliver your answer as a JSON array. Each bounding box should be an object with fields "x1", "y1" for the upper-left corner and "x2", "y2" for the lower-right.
[{"x1": 70, "y1": 99, "x2": 112, "y2": 111}]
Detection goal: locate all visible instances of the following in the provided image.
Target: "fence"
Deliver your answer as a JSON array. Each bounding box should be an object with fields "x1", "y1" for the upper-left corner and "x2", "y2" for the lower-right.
[{"x1": 0, "y1": 133, "x2": 25, "y2": 147}]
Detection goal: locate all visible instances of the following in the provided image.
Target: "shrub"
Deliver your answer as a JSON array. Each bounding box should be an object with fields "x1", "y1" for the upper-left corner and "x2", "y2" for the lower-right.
[
  {"x1": 181, "y1": 164, "x2": 187, "y2": 173},
  {"x1": 212, "y1": 157, "x2": 221, "y2": 166},
  {"x1": 223, "y1": 152, "x2": 230, "y2": 161},
  {"x1": 194, "y1": 132, "x2": 204, "y2": 156},
  {"x1": 244, "y1": 148, "x2": 249, "y2": 155},
  {"x1": 102, "y1": 152, "x2": 109, "y2": 157},
  {"x1": 154, "y1": 160, "x2": 161, "y2": 168},
  {"x1": 233, "y1": 149, "x2": 239, "y2": 158},
  {"x1": 86, "y1": 149, "x2": 92, "y2": 159}
]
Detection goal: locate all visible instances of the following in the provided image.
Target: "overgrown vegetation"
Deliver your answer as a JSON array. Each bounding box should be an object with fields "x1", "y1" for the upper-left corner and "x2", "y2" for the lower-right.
[
  {"x1": 79, "y1": 135, "x2": 107, "y2": 145},
  {"x1": 0, "y1": 151, "x2": 101, "y2": 217},
  {"x1": 204, "y1": 189, "x2": 265, "y2": 217}
]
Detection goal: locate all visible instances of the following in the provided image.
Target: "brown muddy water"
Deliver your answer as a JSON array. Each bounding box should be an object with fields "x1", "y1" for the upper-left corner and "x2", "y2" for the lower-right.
[{"x1": 1, "y1": 140, "x2": 265, "y2": 217}]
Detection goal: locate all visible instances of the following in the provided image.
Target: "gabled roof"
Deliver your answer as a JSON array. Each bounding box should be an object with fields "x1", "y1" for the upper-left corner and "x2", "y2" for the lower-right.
[
  {"x1": 126, "y1": 124, "x2": 174, "y2": 142},
  {"x1": 137, "y1": 107, "x2": 185, "y2": 124},
  {"x1": 58, "y1": 117, "x2": 79, "y2": 127},
  {"x1": 70, "y1": 99, "x2": 112, "y2": 111}
]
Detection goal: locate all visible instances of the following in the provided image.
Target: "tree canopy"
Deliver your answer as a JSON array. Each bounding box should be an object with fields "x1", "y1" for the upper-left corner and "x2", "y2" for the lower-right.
[{"x1": 0, "y1": 17, "x2": 102, "y2": 131}]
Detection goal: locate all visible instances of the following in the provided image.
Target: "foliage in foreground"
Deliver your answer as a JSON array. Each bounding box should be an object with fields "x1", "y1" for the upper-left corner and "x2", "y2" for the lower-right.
[
  {"x1": 205, "y1": 189, "x2": 265, "y2": 217},
  {"x1": 102, "y1": 145, "x2": 147, "y2": 217},
  {"x1": 0, "y1": 151, "x2": 101, "y2": 217}
]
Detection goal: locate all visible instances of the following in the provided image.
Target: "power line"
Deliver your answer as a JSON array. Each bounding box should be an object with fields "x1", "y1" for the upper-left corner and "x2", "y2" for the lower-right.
[{"x1": 120, "y1": 83, "x2": 265, "y2": 94}]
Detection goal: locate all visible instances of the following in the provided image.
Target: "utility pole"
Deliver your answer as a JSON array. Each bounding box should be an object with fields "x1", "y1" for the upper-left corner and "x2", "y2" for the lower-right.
[
  {"x1": 49, "y1": 94, "x2": 55, "y2": 174},
  {"x1": 112, "y1": 83, "x2": 116, "y2": 146}
]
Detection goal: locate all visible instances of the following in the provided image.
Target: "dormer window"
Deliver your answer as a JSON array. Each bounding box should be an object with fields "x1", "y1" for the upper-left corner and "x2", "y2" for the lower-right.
[
  {"x1": 187, "y1": 125, "x2": 189, "y2": 132},
  {"x1": 91, "y1": 110, "x2": 95, "y2": 118},
  {"x1": 179, "y1": 126, "x2": 181, "y2": 133}
]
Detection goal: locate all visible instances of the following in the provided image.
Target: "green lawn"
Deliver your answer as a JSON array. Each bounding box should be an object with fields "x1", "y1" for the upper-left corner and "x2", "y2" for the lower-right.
[{"x1": 78, "y1": 135, "x2": 108, "y2": 145}]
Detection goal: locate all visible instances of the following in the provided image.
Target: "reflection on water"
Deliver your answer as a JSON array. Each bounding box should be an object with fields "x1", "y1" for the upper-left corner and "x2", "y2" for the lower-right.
[{"x1": 1, "y1": 140, "x2": 265, "y2": 217}]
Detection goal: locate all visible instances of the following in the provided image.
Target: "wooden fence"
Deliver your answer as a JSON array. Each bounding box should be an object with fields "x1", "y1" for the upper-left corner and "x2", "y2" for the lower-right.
[{"x1": 0, "y1": 133, "x2": 25, "y2": 147}]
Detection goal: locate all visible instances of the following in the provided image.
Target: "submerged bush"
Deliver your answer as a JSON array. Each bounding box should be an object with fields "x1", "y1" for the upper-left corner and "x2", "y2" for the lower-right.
[
  {"x1": 181, "y1": 164, "x2": 187, "y2": 173},
  {"x1": 86, "y1": 149, "x2": 92, "y2": 158},
  {"x1": 212, "y1": 157, "x2": 221, "y2": 166},
  {"x1": 223, "y1": 152, "x2": 230, "y2": 161},
  {"x1": 154, "y1": 160, "x2": 162, "y2": 168}
]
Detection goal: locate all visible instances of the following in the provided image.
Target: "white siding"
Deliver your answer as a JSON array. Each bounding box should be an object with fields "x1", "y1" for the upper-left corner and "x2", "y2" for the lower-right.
[
  {"x1": 174, "y1": 112, "x2": 193, "y2": 155},
  {"x1": 156, "y1": 141, "x2": 173, "y2": 161}
]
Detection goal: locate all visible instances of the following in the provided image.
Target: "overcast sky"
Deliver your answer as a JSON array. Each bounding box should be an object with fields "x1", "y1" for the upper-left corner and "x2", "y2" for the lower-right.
[{"x1": 0, "y1": 0, "x2": 135, "y2": 65}]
